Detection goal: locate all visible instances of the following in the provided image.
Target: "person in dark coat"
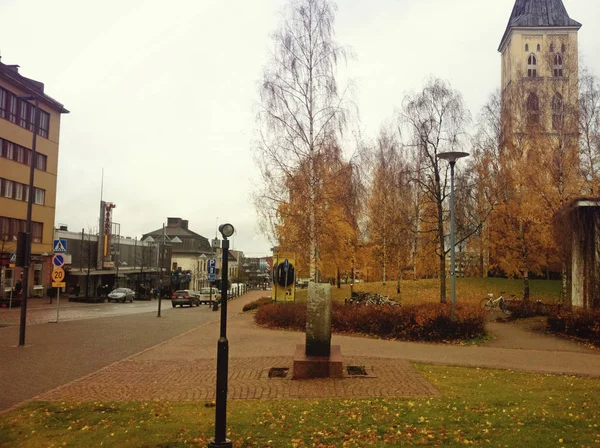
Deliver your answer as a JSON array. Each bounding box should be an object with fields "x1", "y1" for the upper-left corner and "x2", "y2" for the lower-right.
[{"x1": 14, "y1": 280, "x2": 23, "y2": 297}]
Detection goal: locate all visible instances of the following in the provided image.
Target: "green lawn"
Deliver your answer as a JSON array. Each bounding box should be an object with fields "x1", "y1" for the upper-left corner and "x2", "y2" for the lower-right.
[
  {"x1": 292, "y1": 277, "x2": 561, "y2": 305},
  {"x1": 2, "y1": 364, "x2": 598, "y2": 447}
]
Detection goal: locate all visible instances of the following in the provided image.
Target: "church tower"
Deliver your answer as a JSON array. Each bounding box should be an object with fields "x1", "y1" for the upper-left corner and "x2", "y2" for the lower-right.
[{"x1": 499, "y1": 0, "x2": 581, "y2": 136}]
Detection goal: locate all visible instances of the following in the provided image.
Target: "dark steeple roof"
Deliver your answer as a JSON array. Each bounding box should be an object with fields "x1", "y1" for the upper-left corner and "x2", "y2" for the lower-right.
[{"x1": 499, "y1": 0, "x2": 582, "y2": 51}]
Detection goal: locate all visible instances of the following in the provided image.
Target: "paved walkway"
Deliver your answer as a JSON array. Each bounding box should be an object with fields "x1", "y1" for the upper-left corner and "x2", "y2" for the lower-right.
[{"x1": 30, "y1": 291, "x2": 600, "y2": 406}]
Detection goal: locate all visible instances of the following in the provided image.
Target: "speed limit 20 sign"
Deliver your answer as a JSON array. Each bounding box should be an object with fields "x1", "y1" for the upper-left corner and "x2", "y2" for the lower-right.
[{"x1": 52, "y1": 267, "x2": 66, "y2": 288}]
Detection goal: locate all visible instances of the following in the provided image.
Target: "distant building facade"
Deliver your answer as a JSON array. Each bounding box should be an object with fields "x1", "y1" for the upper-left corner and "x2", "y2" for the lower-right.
[
  {"x1": 0, "y1": 60, "x2": 68, "y2": 298},
  {"x1": 142, "y1": 218, "x2": 212, "y2": 290}
]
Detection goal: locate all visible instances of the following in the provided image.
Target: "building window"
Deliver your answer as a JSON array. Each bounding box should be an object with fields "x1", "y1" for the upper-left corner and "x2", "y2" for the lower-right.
[
  {"x1": 19, "y1": 100, "x2": 29, "y2": 128},
  {"x1": 38, "y1": 111, "x2": 49, "y2": 138},
  {"x1": 8, "y1": 94, "x2": 18, "y2": 123},
  {"x1": 525, "y1": 44, "x2": 529, "y2": 52},
  {"x1": 33, "y1": 267, "x2": 42, "y2": 285},
  {"x1": 553, "y1": 54, "x2": 564, "y2": 78},
  {"x1": 0, "y1": 89, "x2": 5, "y2": 119},
  {"x1": 527, "y1": 92, "x2": 540, "y2": 126},
  {"x1": 527, "y1": 54, "x2": 537, "y2": 78},
  {"x1": 32, "y1": 222, "x2": 43, "y2": 243},
  {"x1": 562, "y1": 43, "x2": 566, "y2": 53},
  {"x1": 550, "y1": 43, "x2": 554, "y2": 52},
  {"x1": 552, "y1": 93, "x2": 563, "y2": 131},
  {"x1": 29, "y1": 106, "x2": 36, "y2": 132},
  {"x1": 36, "y1": 153, "x2": 47, "y2": 171},
  {"x1": 14, "y1": 183, "x2": 23, "y2": 201},
  {"x1": 0, "y1": 217, "x2": 9, "y2": 241},
  {"x1": 4, "y1": 141, "x2": 14, "y2": 160},
  {"x1": 34, "y1": 188, "x2": 45, "y2": 205},
  {"x1": 1, "y1": 179, "x2": 14, "y2": 199},
  {"x1": 537, "y1": 44, "x2": 541, "y2": 51}
]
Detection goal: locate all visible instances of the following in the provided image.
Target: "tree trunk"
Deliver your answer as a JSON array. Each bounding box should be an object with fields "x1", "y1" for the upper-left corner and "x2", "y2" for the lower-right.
[
  {"x1": 437, "y1": 224, "x2": 447, "y2": 302},
  {"x1": 337, "y1": 266, "x2": 340, "y2": 288},
  {"x1": 560, "y1": 259, "x2": 568, "y2": 304},
  {"x1": 382, "y1": 236, "x2": 387, "y2": 285},
  {"x1": 523, "y1": 269, "x2": 530, "y2": 300},
  {"x1": 396, "y1": 252, "x2": 401, "y2": 296}
]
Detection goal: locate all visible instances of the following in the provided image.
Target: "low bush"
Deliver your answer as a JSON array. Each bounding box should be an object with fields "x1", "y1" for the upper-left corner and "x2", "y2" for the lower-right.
[
  {"x1": 254, "y1": 302, "x2": 486, "y2": 342},
  {"x1": 547, "y1": 308, "x2": 600, "y2": 346},
  {"x1": 254, "y1": 303, "x2": 306, "y2": 330},
  {"x1": 242, "y1": 296, "x2": 273, "y2": 312}
]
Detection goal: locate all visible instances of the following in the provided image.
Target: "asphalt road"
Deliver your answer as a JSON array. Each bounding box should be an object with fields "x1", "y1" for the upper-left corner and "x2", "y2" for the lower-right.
[
  {"x1": 0, "y1": 302, "x2": 222, "y2": 412},
  {"x1": 0, "y1": 299, "x2": 180, "y2": 326}
]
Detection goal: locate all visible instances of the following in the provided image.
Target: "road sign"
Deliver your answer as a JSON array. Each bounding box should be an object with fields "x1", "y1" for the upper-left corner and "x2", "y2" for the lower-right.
[
  {"x1": 208, "y1": 259, "x2": 216, "y2": 268},
  {"x1": 208, "y1": 266, "x2": 216, "y2": 275},
  {"x1": 9, "y1": 253, "x2": 15, "y2": 268},
  {"x1": 52, "y1": 254, "x2": 65, "y2": 268},
  {"x1": 52, "y1": 281, "x2": 66, "y2": 288},
  {"x1": 208, "y1": 273, "x2": 216, "y2": 281},
  {"x1": 53, "y1": 239, "x2": 67, "y2": 253},
  {"x1": 51, "y1": 268, "x2": 65, "y2": 283}
]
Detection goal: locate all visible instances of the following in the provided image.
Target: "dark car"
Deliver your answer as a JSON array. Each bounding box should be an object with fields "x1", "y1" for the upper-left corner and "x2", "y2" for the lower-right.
[
  {"x1": 108, "y1": 288, "x2": 135, "y2": 303},
  {"x1": 171, "y1": 290, "x2": 200, "y2": 307}
]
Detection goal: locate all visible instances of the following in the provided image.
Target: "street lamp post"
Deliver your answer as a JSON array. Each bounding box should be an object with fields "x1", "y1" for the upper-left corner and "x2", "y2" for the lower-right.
[
  {"x1": 17, "y1": 94, "x2": 39, "y2": 347},
  {"x1": 150, "y1": 225, "x2": 181, "y2": 318},
  {"x1": 200, "y1": 253, "x2": 207, "y2": 289},
  {"x1": 209, "y1": 223, "x2": 235, "y2": 448},
  {"x1": 436, "y1": 151, "x2": 469, "y2": 316}
]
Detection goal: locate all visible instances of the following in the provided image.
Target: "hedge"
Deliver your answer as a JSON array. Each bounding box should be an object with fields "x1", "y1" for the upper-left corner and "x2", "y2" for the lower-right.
[
  {"x1": 547, "y1": 308, "x2": 600, "y2": 346},
  {"x1": 254, "y1": 302, "x2": 486, "y2": 342}
]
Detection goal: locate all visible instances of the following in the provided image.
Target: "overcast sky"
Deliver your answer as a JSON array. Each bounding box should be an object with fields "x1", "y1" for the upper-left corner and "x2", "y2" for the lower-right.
[{"x1": 1, "y1": 0, "x2": 599, "y2": 257}]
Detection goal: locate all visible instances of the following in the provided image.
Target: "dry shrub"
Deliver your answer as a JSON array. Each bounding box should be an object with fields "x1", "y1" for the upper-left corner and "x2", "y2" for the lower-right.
[
  {"x1": 254, "y1": 303, "x2": 306, "y2": 330},
  {"x1": 242, "y1": 296, "x2": 273, "y2": 312},
  {"x1": 254, "y1": 302, "x2": 486, "y2": 342},
  {"x1": 547, "y1": 308, "x2": 600, "y2": 346}
]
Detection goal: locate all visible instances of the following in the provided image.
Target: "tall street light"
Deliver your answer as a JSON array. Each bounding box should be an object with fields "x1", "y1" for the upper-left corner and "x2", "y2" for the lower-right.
[
  {"x1": 436, "y1": 151, "x2": 469, "y2": 316},
  {"x1": 209, "y1": 223, "x2": 234, "y2": 448},
  {"x1": 146, "y1": 227, "x2": 181, "y2": 317},
  {"x1": 17, "y1": 94, "x2": 39, "y2": 347}
]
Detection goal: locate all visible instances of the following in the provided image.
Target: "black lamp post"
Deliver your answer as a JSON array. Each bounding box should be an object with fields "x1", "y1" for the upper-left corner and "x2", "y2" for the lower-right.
[
  {"x1": 209, "y1": 223, "x2": 234, "y2": 448},
  {"x1": 436, "y1": 151, "x2": 469, "y2": 316},
  {"x1": 17, "y1": 94, "x2": 39, "y2": 347}
]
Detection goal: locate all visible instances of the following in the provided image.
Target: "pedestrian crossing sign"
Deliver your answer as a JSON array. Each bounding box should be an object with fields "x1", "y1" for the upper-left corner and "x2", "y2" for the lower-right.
[{"x1": 53, "y1": 239, "x2": 67, "y2": 253}]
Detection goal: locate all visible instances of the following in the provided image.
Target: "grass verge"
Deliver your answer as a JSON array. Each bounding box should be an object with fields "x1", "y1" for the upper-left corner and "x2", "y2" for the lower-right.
[
  {"x1": 294, "y1": 278, "x2": 562, "y2": 305},
  {"x1": 1, "y1": 364, "x2": 599, "y2": 447}
]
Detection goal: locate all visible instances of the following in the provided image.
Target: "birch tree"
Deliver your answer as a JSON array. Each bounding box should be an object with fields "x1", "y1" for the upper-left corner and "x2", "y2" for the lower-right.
[
  {"x1": 255, "y1": 0, "x2": 350, "y2": 282},
  {"x1": 399, "y1": 78, "x2": 470, "y2": 303}
]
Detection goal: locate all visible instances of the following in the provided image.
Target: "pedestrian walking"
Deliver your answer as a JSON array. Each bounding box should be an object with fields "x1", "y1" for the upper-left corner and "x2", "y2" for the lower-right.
[{"x1": 15, "y1": 280, "x2": 23, "y2": 297}]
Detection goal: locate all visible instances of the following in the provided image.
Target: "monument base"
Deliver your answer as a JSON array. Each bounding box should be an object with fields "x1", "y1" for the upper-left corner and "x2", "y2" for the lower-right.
[{"x1": 292, "y1": 344, "x2": 343, "y2": 379}]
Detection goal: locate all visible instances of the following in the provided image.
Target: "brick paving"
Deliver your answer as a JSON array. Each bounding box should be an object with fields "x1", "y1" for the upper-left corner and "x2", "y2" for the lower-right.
[{"x1": 37, "y1": 357, "x2": 438, "y2": 402}]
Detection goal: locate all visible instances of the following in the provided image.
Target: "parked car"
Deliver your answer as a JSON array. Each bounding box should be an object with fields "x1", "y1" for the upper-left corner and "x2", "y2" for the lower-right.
[
  {"x1": 108, "y1": 288, "x2": 135, "y2": 303},
  {"x1": 171, "y1": 290, "x2": 200, "y2": 307},
  {"x1": 198, "y1": 287, "x2": 220, "y2": 305}
]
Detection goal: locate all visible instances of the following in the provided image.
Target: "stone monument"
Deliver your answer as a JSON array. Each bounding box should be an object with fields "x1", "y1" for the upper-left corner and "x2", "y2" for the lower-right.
[{"x1": 292, "y1": 282, "x2": 343, "y2": 379}]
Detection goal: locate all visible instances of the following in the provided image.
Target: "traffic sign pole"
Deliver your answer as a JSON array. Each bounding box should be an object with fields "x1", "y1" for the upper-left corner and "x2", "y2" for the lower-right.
[{"x1": 9, "y1": 269, "x2": 14, "y2": 309}]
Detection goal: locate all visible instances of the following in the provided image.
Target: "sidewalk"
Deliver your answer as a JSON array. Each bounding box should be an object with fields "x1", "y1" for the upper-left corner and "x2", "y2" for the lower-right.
[{"x1": 32, "y1": 292, "x2": 600, "y2": 406}]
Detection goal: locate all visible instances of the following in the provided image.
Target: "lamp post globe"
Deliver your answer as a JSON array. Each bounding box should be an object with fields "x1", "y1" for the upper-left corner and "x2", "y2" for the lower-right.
[{"x1": 219, "y1": 223, "x2": 235, "y2": 239}]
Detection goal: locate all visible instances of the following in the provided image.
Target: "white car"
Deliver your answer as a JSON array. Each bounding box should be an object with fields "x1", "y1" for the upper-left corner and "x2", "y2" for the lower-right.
[
  {"x1": 198, "y1": 287, "x2": 220, "y2": 304},
  {"x1": 108, "y1": 288, "x2": 135, "y2": 303}
]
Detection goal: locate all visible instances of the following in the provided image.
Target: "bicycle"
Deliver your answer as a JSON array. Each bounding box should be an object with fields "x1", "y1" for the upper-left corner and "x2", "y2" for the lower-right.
[{"x1": 480, "y1": 292, "x2": 512, "y2": 315}]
